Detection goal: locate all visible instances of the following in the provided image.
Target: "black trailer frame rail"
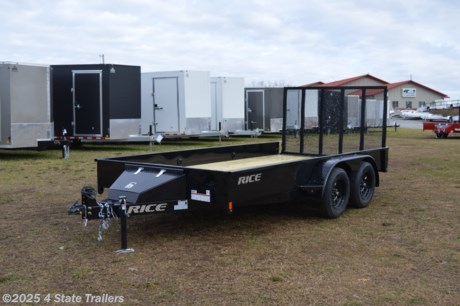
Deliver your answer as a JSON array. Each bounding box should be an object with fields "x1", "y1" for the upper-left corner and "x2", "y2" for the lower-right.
[{"x1": 69, "y1": 86, "x2": 389, "y2": 252}]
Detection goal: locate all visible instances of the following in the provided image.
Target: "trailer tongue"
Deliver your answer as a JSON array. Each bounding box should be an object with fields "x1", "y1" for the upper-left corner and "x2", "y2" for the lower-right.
[{"x1": 69, "y1": 86, "x2": 389, "y2": 252}]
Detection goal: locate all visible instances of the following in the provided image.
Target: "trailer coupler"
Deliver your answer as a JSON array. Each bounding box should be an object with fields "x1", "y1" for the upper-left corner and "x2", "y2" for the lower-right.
[{"x1": 68, "y1": 187, "x2": 134, "y2": 253}]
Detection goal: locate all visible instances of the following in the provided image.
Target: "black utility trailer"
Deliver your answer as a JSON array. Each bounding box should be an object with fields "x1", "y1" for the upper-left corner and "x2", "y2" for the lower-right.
[{"x1": 69, "y1": 86, "x2": 389, "y2": 252}]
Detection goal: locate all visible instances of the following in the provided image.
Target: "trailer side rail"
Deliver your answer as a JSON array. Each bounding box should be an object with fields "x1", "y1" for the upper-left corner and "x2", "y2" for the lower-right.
[{"x1": 281, "y1": 86, "x2": 388, "y2": 159}]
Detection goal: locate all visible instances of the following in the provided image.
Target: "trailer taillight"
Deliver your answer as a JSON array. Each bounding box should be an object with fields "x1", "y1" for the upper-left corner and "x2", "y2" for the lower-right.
[{"x1": 228, "y1": 201, "x2": 233, "y2": 213}]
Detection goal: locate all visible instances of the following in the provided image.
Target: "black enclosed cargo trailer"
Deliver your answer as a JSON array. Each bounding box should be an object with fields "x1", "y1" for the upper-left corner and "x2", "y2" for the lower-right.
[
  {"x1": 69, "y1": 86, "x2": 389, "y2": 252},
  {"x1": 51, "y1": 64, "x2": 141, "y2": 141}
]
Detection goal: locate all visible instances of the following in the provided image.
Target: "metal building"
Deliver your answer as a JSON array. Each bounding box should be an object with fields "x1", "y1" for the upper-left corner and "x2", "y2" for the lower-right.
[
  {"x1": 302, "y1": 74, "x2": 449, "y2": 110},
  {"x1": 0, "y1": 62, "x2": 53, "y2": 148}
]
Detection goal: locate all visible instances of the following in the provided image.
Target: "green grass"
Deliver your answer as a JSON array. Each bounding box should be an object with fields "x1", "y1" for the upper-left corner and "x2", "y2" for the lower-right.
[{"x1": 0, "y1": 130, "x2": 459, "y2": 305}]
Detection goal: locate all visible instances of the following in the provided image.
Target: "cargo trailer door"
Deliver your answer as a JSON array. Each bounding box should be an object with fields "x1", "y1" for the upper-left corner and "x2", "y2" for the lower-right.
[
  {"x1": 153, "y1": 77, "x2": 179, "y2": 133},
  {"x1": 246, "y1": 90, "x2": 264, "y2": 130},
  {"x1": 72, "y1": 70, "x2": 102, "y2": 136}
]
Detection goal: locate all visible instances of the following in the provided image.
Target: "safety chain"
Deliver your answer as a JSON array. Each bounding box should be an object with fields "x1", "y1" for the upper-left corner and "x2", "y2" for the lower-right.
[{"x1": 96, "y1": 201, "x2": 116, "y2": 241}]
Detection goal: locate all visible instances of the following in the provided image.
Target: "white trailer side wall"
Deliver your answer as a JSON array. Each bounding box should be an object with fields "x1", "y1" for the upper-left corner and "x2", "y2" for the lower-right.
[
  {"x1": 140, "y1": 72, "x2": 154, "y2": 134},
  {"x1": 141, "y1": 71, "x2": 211, "y2": 135},
  {"x1": 182, "y1": 71, "x2": 211, "y2": 134},
  {"x1": 211, "y1": 77, "x2": 244, "y2": 132}
]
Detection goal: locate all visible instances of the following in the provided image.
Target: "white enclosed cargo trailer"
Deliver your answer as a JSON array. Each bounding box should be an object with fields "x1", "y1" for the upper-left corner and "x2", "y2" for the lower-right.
[
  {"x1": 210, "y1": 77, "x2": 245, "y2": 133},
  {"x1": 0, "y1": 62, "x2": 53, "y2": 148},
  {"x1": 141, "y1": 70, "x2": 212, "y2": 137}
]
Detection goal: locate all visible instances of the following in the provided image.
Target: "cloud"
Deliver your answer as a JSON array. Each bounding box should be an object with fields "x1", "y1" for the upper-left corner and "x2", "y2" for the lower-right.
[{"x1": 0, "y1": 0, "x2": 459, "y2": 97}]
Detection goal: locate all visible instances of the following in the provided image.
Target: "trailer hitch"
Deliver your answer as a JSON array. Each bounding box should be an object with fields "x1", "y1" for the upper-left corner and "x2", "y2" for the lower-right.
[
  {"x1": 67, "y1": 187, "x2": 96, "y2": 214},
  {"x1": 68, "y1": 201, "x2": 83, "y2": 215},
  {"x1": 68, "y1": 186, "x2": 134, "y2": 253}
]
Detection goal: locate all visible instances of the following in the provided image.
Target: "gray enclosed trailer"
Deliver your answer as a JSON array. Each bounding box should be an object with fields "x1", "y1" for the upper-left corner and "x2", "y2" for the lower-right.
[
  {"x1": 245, "y1": 87, "x2": 284, "y2": 132},
  {"x1": 0, "y1": 62, "x2": 53, "y2": 149}
]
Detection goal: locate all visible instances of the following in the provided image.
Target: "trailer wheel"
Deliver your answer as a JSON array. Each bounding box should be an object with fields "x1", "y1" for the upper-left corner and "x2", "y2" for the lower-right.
[
  {"x1": 350, "y1": 162, "x2": 375, "y2": 208},
  {"x1": 321, "y1": 168, "x2": 350, "y2": 218}
]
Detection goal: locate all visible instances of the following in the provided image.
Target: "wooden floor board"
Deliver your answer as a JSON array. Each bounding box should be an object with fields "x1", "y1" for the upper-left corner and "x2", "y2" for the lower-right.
[{"x1": 187, "y1": 154, "x2": 311, "y2": 172}]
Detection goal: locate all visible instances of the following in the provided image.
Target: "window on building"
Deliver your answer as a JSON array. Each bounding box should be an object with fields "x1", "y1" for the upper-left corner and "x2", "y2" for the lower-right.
[
  {"x1": 406, "y1": 101, "x2": 412, "y2": 109},
  {"x1": 419, "y1": 101, "x2": 426, "y2": 107},
  {"x1": 392, "y1": 101, "x2": 399, "y2": 109}
]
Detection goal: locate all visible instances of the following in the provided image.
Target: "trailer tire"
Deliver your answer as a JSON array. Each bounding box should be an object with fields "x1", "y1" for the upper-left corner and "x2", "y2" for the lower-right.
[
  {"x1": 350, "y1": 162, "x2": 375, "y2": 208},
  {"x1": 320, "y1": 168, "x2": 350, "y2": 218}
]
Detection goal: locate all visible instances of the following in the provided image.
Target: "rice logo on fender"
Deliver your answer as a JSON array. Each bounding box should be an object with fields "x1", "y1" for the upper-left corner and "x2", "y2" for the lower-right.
[{"x1": 237, "y1": 173, "x2": 262, "y2": 185}]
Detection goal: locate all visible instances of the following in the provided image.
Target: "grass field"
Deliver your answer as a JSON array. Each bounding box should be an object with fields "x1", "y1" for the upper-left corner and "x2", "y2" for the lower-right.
[{"x1": 0, "y1": 131, "x2": 459, "y2": 305}]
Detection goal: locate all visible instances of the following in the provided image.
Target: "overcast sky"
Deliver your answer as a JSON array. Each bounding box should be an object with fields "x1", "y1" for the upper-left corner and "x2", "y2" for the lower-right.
[{"x1": 1, "y1": 0, "x2": 459, "y2": 98}]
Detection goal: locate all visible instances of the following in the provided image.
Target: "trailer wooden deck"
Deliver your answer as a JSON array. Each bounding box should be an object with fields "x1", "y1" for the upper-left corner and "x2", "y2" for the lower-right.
[{"x1": 187, "y1": 154, "x2": 311, "y2": 172}]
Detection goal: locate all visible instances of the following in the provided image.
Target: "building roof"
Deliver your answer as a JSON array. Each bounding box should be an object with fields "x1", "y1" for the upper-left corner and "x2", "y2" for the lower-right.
[
  {"x1": 300, "y1": 81, "x2": 325, "y2": 87},
  {"x1": 299, "y1": 74, "x2": 449, "y2": 98},
  {"x1": 299, "y1": 74, "x2": 389, "y2": 87},
  {"x1": 321, "y1": 74, "x2": 389, "y2": 86},
  {"x1": 356, "y1": 80, "x2": 449, "y2": 98}
]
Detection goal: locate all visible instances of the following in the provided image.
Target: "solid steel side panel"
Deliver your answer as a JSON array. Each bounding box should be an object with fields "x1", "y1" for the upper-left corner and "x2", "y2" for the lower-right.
[
  {"x1": 226, "y1": 160, "x2": 303, "y2": 206},
  {"x1": 96, "y1": 142, "x2": 280, "y2": 192},
  {"x1": 72, "y1": 70, "x2": 102, "y2": 136},
  {"x1": 153, "y1": 77, "x2": 179, "y2": 133}
]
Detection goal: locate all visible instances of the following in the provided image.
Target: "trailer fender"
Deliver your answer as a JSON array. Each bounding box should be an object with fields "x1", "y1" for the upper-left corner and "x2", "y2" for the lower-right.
[
  {"x1": 323, "y1": 155, "x2": 379, "y2": 185},
  {"x1": 298, "y1": 155, "x2": 379, "y2": 196}
]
